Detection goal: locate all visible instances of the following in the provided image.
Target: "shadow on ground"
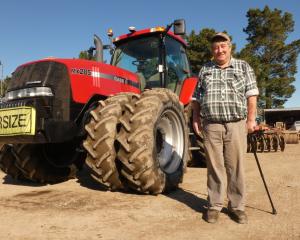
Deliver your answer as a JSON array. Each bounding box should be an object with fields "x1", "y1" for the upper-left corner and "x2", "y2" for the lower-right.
[
  {"x1": 2, "y1": 175, "x2": 46, "y2": 187},
  {"x1": 165, "y1": 188, "x2": 208, "y2": 214},
  {"x1": 75, "y1": 167, "x2": 108, "y2": 191},
  {"x1": 76, "y1": 165, "x2": 149, "y2": 196}
]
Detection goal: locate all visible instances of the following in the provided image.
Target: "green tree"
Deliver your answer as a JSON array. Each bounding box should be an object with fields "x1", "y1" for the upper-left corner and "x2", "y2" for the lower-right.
[
  {"x1": 78, "y1": 50, "x2": 96, "y2": 60},
  {"x1": 1, "y1": 76, "x2": 11, "y2": 97},
  {"x1": 185, "y1": 28, "x2": 217, "y2": 75},
  {"x1": 238, "y1": 6, "x2": 300, "y2": 108}
]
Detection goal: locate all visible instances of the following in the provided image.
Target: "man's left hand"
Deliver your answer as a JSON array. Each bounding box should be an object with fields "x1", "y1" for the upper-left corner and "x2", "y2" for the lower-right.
[{"x1": 247, "y1": 120, "x2": 256, "y2": 133}]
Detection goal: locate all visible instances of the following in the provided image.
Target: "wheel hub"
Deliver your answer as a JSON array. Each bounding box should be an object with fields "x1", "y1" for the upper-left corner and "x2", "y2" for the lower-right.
[{"x1": 155, "y1": 109, "x2": 184, "y2": 174}]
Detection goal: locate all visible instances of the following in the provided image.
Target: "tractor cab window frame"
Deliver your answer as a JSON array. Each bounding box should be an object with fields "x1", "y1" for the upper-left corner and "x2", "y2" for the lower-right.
[{"x1": 164, "y1": 36, "x2": 190, "y2": 94}]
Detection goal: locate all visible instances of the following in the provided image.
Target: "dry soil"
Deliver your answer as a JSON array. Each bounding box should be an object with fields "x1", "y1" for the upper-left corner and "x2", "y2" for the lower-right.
[{"x1": 0, "y1": 144, "x2": 299, "y2": 240}]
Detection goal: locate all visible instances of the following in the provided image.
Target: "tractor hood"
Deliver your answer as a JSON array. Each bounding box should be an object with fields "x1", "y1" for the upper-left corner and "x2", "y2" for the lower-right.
[{"x1": 7, "y1": 58, "x2": 140, "y2": 104}]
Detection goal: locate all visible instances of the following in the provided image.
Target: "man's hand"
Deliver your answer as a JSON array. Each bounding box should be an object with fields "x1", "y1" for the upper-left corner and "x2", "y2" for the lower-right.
[
  {"x1": 247, "y1": 95, "x2": 257, "y2": 133},
  {"x1": 247, "y1": 120, "x2": 256, "y2": 133},
  {"x1": 192, "y1": 101, "x2": 202, "y2": 136},
  {"x1": 193, "y1": 115, "x2": 202, "y2": 136}
]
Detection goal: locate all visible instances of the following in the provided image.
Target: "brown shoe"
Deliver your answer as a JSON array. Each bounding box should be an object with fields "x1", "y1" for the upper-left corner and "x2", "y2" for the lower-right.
[
  {"x1": 205, "y1": 209, "x2": 219, "y2": 223},
  {"x1": 228, "y1": 209, "x2": 248, "y2": 224}
]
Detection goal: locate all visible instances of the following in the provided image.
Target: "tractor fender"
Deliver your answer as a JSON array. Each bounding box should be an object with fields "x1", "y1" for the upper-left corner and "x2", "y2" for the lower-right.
[
  {"x1": 179, "y1": 77, "x2": 198, "y2": 105},
  {"x1": 75, "y1": 94, "x2": 105, "y2": 134}
]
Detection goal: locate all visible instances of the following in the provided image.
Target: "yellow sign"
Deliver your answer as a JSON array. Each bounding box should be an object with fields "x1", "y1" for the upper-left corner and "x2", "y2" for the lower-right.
[{"x1": 0, "y1": 107, "x2": 36, "y2": 136}]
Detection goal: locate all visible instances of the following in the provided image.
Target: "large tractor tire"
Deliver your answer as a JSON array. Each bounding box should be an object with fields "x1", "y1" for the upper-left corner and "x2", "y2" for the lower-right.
[
  {"x1": 184, "y1": 104, "x2": 206, "y2": 167},
  {"x1": 0, "y1": 144, "x2": 24, "y2": 179},
  {"x1": 14, "y1": 141, "x2": 84, "y2": 183},
  {"x1": 117, "y1": 89, "x2": 189, "y2": 194},
  {"x1": 83, "y1": 93, "x2": 139, "y2": 190},
  {"x1": 188, "y1": 133, "x2": 206, "y2": 167}
]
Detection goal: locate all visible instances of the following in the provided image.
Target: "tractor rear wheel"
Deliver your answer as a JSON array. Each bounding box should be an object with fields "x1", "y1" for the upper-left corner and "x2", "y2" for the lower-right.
[
  {"x1": 184, "y1": 104, "x2": 206, "y2": 167},
  {"x1": 14, "y1": 142, "x2": 83, "y2": 183},
  {"x1": 117, "y1": 89, "x2": 188, "y2": 194},
  {"x1": 83, "y1": 93, "x2": 139, "y2": 190},
  {"x1": 188, "y1": 132, "x2": 206, "y2": 167},
  {"x1": 0, "y1": 144, "x2": 24, "y2": 179}
]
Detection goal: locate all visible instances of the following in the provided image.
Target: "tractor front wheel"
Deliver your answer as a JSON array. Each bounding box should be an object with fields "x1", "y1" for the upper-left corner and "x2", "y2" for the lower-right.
[{"x1": 83, "y1": 93, "x2": 139, "y2": 190}]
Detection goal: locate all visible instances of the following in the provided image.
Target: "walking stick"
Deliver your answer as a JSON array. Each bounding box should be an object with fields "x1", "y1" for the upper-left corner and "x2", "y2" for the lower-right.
[{"x1": 249, "y1": 133, "x2": 277, "y2": 215}]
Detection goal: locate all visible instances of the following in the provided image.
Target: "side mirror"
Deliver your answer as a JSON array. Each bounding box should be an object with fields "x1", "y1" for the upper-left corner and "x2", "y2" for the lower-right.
[{"x1": 173, "y1": 19, "x2": 186, "y2": 35}]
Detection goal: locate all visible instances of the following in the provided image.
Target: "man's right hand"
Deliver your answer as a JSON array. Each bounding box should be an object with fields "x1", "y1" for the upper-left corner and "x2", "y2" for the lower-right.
[
  {"x1": 192, "y1": 116, "x2": 202, "y2": 136},
  {"x1": 191, "y1": 100, "x2": 202, "y2": 136}
]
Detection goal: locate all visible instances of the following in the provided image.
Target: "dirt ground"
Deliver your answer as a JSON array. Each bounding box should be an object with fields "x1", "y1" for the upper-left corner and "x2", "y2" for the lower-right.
[{"x1": 0, "y1": 144, "x2": 299, "y2": 240}]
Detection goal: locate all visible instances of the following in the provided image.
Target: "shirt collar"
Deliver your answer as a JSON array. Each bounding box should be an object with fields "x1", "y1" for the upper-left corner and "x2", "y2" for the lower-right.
[{"x1": 212, "y1": 57, "x2": 235, "y2": 69}]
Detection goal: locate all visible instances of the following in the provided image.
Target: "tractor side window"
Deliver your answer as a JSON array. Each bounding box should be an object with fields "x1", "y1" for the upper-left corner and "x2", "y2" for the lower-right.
[
  {"x1": 112, "y1": 36, "x2": 160, "y2": 90},
  {"x1": 165, "y1": 36, "x2": 190, "y2": 93}
]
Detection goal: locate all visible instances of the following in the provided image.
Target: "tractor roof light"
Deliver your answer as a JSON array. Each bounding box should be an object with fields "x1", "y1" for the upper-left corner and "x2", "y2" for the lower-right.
[
  {"x1": 150, "y1": 27, "x2": 165, "y2": 33},
  {"x1": 128, "y1": 26, "x2": 136, "y2": 33},
  {"x1": 107, "y1": 28, "x2": 114, "y2": 37}
]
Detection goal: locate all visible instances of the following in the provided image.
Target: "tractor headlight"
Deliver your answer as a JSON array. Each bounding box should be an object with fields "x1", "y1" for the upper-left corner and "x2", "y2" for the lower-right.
[{"x1": 5, "y1": 87, "x2": 54, "y2": 100}]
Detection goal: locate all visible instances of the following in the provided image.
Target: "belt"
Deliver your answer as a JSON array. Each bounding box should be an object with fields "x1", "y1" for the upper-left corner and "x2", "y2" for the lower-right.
[{"x1": 205, "y1": 118, "x2": 244, "y2": 124}]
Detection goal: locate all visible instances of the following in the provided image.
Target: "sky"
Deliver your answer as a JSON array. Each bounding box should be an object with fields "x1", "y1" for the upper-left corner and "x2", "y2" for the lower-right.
[{"x1": 0, "y1": 0, "x2": 299, "y2": 107}]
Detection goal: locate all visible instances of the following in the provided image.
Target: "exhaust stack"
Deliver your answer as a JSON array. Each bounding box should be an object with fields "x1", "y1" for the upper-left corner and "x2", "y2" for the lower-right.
[{"x1": 94, "y1": 34, "x2": 103, "y2": 62}]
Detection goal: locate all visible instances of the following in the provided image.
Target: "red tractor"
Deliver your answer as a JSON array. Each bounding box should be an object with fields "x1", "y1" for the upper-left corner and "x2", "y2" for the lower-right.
[{"x1": 0, "y1": 19, "x2": 203, "y2": 194}]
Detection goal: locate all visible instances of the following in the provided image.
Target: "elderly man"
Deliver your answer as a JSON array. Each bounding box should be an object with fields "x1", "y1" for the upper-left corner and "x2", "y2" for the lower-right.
[{"x1": 192, "y1": 32, "x2": 259, "y2": 224}]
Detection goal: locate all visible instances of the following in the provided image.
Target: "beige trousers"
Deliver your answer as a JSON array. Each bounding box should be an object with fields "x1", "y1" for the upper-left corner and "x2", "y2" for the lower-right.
[{"x1": 202, "y1": 120, "x2": 247, "y2": 211}]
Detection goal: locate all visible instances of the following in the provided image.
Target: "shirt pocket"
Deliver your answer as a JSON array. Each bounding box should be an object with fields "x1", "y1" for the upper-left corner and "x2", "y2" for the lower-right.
[{"x1": 230, "y1": 71, "x2": 246, "y2": 94}]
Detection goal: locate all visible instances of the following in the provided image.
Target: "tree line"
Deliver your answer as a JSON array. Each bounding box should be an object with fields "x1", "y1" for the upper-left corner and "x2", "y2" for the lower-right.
[
  {"x1": 2, "y1": 6, "x2": 300, "y2": 109},
  {"x1": 186, "y1": 6, "x2": 300, "y2": 109}
]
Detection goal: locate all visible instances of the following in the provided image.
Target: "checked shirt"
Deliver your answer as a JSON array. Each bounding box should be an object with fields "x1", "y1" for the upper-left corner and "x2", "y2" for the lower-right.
[{"x1": 193, "y1": 58, "x2": 259, "y2": 122}]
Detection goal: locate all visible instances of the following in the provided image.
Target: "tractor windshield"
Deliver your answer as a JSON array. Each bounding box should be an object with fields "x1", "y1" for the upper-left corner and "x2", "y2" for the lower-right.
[{"x1": 112, "y1": 36, "x2": 160, "y2": 90}]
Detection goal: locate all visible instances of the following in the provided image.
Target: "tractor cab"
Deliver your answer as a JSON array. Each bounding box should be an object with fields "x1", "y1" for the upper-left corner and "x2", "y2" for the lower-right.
[{"x1": 110, "y1": 20, "x2": 191, "y2": 94}]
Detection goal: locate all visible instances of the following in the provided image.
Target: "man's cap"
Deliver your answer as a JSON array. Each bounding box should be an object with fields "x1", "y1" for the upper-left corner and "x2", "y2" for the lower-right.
[{"x1": 211, "y1": 32, "x2": 231, "y2": 43}]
